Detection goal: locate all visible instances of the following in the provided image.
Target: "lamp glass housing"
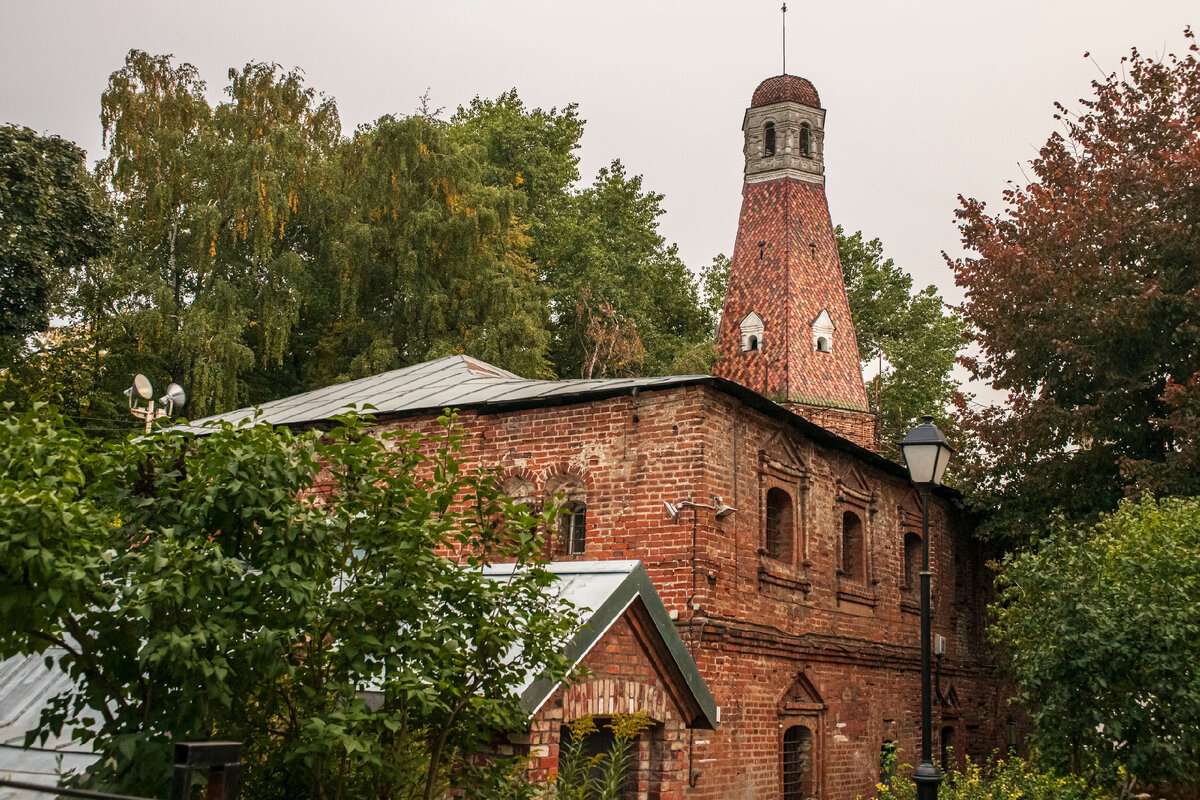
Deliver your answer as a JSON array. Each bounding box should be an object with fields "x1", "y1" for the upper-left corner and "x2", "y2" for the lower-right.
[{"x1": 901, "y1": 417, "x2": 954, "y2": 487}]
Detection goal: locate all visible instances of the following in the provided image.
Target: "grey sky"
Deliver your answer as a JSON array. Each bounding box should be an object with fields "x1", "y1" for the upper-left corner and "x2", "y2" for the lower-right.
[{"x1": 1, "y1": 1, "x2": 1194, "y2": 346}]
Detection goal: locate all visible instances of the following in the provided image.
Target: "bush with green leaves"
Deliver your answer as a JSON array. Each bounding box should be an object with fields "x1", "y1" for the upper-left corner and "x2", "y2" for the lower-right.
[
  {"x1": 0, "y1": 401, "x2": 580, "y2": 799},
  {"x1": 551, "y1": 712, "x2": 654, "y2": 800},
  {"x1": 990, "y1": 496, "x2": 1200, "y2": 791},
  {"x1": 875, "y1": 748, "x2": 1116, "y2": 800}
]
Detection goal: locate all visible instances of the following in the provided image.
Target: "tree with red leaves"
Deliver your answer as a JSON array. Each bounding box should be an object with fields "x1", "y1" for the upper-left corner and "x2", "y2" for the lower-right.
[{"x1": 952, "y1": 30, "x2": 1200, "y2": 539}]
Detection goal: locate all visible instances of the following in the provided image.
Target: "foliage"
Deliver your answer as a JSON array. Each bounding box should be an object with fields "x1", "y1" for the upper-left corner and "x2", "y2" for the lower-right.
[
  {"x1": 550, "y1": 712, "x2": 654, "y2": 800},
  {"x1": 0, "y1": 401, "x2": 580, "y2": 799},
  {"x1": 538, "y1": 161, "x2": 713, "y2": 378},
  {"x1": 313, "y1": 112, "x2": 553, "y2": 384},
  {"x1": 0, "y1": 125, "x2": 112, "y2": 355},
  {"x1": 989, "y1": 496, "x2": 1200, "y2": 789},
  {"x1": 836, "y1": 227, "x2": 965, "y2": 451},
  {"x1": 9, "y1": 53, "x2": 716, "y2": 431},
  {"x1": 874, "y1": 748, "x2": 1116, "y2": 800},
  {"x1": 951, "y1": 30, "x2": 1200, "y2": 537}
]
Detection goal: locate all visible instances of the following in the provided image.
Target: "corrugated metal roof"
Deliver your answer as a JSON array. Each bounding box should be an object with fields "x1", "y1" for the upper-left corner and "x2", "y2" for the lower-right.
[
  {"x1": 183, "y1": 354, "x2": 950, "y2": 497},
  {"x1": 485, "y1": 560, "x2": 718, "y2": 730},
  {"x1": 0, "y1": 651, "x2": 98, "y2": 798},
  {"x1": 187, "y1": 355, "x2": 710, "y2": 431}
]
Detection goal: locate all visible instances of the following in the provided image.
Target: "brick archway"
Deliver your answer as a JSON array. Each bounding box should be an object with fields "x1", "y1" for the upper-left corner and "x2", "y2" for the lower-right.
[{"x1": 562, "y1": 678, "x2": 671, "y2": 723}]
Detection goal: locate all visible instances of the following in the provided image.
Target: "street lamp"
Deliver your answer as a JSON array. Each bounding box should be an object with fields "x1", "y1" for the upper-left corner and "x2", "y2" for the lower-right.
[
  {"x1": 900, "y1": 415, "x2": 954, "y2": 800},
  {"x1": 124, "y1": 374, "x2": 186, "y2": 434}
]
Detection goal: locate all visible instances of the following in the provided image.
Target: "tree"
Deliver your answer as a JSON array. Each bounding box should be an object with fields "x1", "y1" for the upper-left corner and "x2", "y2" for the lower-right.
[
  {"x1": 0, "y1": 402, "x2": 579, "y2": 799},
  {"x1": 837, "y1": 227, "x2": 964, "y2": 450},
  {"x1": 539, "y1": 161, "x2": 712, "y2": 378},
  {"x1": 99, "y1": 51, "x2": 341, "y2": 417},
  {"x1": 990, "y1": 496, "x2": 1200, "y2": 789},
  {"x1": 951, "y1": 31, "x2": 1200, "y2": 537},
  {"x1": 0, "y1": 125, "x2": 112, "y2": 356}
]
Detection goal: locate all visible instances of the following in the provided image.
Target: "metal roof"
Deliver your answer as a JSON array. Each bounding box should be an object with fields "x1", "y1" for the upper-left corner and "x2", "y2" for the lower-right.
[
  {"x1": 0, "y1": 650, "x2": 98, "y2": 798},
  {"x1": 485, "y1": 560, "x2": 718, "y2": 730},
  {"x1": 187, "y1": 355, "x2": 712, "y2": 431},
  {"x1": 184, "y1": 354, "x2": 953, "y2": 497}
]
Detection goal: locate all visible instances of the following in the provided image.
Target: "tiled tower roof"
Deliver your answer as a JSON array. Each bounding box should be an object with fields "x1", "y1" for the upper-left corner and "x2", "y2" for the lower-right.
[
  {"x1": 714, "y1": 75, "x2": 875, "y2": 449},
  {"x1": 751, "y1": 74, "x2": 821, "y2": 108}
]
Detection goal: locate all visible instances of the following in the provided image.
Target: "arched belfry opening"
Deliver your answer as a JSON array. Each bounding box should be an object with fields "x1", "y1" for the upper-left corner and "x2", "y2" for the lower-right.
[{"x1": 764, "y1": 121, "x2": 777, "y2": 156}]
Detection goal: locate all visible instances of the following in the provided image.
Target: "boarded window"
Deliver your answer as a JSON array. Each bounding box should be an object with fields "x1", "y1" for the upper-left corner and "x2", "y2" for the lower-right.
[
  {"x1": 782, "y1": 725, "x2": 813, "y2": 800},
  {"x1": 842, "y1": 511, "x2": 865, "y2": 583},
  {"x1": 765, "y1": 488, "x2": 794, "y2": 561},
  {"x1": 903, "y1": 532, "x2": 921, "y2": 594}
]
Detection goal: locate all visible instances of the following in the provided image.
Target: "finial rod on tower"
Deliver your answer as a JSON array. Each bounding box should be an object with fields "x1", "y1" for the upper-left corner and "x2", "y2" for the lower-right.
[{"x1": 781, "y1": 2, "x2": 787, "y2": 75}]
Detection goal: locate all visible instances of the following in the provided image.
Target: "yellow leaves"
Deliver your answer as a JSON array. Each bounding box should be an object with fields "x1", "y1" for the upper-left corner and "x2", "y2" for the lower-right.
[
  {"x1": 209, "y1": 237, "x2": 217, "y2": 258},
  {"x1": 514, "y1": 170, "x2": 524, "y2": 186},
  {"x1": 418, "y1": 143, "x2": 429, "y2": 156},
  {"x1": 287, "y1": 188, "x2": 298, "y2": 213}
]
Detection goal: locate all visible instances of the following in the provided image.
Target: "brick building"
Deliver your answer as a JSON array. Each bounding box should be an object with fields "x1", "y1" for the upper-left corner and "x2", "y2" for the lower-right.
[{"x1": 192, "y1": 73, "x2": 1006, "y2": 799}]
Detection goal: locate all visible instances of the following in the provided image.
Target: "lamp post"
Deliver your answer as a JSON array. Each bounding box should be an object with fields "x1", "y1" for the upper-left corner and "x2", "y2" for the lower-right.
[
  {"x1": 900, "y1": 415, "x2": 954, "y2": 800},
  {"x1": 124, "y1": 374, "x2": 186, "y2": 434}
]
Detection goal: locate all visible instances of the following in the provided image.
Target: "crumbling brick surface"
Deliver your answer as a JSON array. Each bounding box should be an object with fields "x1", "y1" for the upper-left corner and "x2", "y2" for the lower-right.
[{"x1": 367, "y1": 382, "x2": 1004, "y2": 799}]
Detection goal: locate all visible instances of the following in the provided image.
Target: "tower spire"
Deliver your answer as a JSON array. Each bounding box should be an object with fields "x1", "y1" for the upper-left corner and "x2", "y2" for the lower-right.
[{"x1": 782, "y1": 3, "x2": 787, "y2": 74}]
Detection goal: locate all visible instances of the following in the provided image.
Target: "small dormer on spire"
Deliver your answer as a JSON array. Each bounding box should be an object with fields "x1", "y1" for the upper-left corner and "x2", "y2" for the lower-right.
[{"x1": 743, "y1": 75, "x2": 826, "y2": 186}]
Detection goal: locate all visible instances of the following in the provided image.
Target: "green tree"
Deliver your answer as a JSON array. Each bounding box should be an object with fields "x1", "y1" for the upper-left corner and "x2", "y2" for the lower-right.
[
  {"x1": 951, "y1": 31, "x2": 1200, "y2": 537},
  {"x1": 311, "y1": 112, "x2": 552, "y2": 383},
  {"x1": 990, "y1": 496, "x2": 1200, "y2": 790},
  {"x1": 836, "y1": 227, "x2": 964, "y2": 450},
  {"x1": 0, "y1": 403, "x2": 579, "y2": 799},
  {"x1": 0, "y1": 125, "x2": 113, "y2": 356},
  {"x1": 539, "y1": 161, "x2": 711, "y2": 378},
  {"x1": 99, "y1": 51, "x2": 340, "y2": 417}
]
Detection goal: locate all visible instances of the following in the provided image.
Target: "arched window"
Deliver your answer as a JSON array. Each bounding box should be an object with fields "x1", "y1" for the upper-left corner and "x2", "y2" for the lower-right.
[
  {"x1": 815, "y1": 336, "x2": 831, "y2": 353},
  {"x1": 546, "y1": 474, "x2": 587, "y2": 556},
  {"x1": 903, "y1": 532, "x2": 921, "y2": 596},
  {"x1": 748, "y1": 335, "x2": 759, "y2": 351},
  {"x1": 941, "y1": 726, "x2": 956, "y2": 772},
  {"x1": 560, "y1": 502, "x2": 586, "y2": 555},
  {"x1": 764, "y1": 122, "x2": 776, "y2": 156},
  {"x1": 842, "y1": 511, "x2": 865, "y2": 583},
  {"x1": 799, "y1": 123, "x2": 811, "y2": 156},
  {"x1": 501, "y1": 476, "x2": 537, "y2": 511},
  {"x1": 782, "y1": 725, "x2": 813, "y2": 800},
  {"x1": 765, "y1": 488, "x2": 794, "y2": 561}
]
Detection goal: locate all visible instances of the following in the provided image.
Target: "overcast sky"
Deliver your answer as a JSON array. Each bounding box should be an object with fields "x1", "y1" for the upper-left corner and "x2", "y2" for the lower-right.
[{"x1": 1, "y1": 1, "x2": 1195, "y2": 356}]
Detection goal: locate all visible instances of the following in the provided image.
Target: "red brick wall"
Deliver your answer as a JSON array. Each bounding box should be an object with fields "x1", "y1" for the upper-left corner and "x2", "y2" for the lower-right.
[
  {"x1": 517, "y1": 612, "x2": 693, "y2": 800},
  {"x1": 367, "y1": 384, "x2": 1004, "y2": 799}
]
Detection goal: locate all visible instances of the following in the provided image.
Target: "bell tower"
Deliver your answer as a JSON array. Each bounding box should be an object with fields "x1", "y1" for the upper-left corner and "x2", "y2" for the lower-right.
[{"x1": 712, "y1": 74, "x2": 876, "y2": 450}]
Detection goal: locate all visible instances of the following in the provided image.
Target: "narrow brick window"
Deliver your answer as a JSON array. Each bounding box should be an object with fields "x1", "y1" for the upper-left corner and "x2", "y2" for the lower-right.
[
  {"x1": 941, "y1": 726, "x2": 956, "y2": 772},
  {"x1": 560, "y1": 502, "x2": 587, "y2": 555},
  {"x1": 842, "y1": 511, "x2": 865, "y2": 583},
  {"x1": 764, "y1": 122, "x2": 776, "y2": 156},
  {"x1": 547, "y1": 474, "x2": 588, "y2": 556},
  {"x1": 880, "y1": 740, "x2": 897, "y2": 785},
  {"x1": 782, "y1": 725, "x2": 813, "y2": 800},
  {"x1": 903, "y1": 532, "x2": 921, "y2": 596},
  {"x1": 799, "y1": 122, "x2": 811, "y2": 156},
  {"x1": 765, "y1": 487, "x2": 794, "y2": 562}
]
